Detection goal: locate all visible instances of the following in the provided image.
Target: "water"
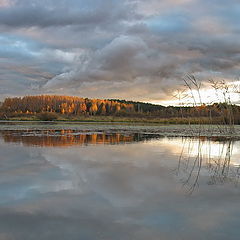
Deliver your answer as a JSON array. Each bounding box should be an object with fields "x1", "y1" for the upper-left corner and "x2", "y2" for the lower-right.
[{"x1": 0, "y1": 124, "x2": 240, "y2": 240}]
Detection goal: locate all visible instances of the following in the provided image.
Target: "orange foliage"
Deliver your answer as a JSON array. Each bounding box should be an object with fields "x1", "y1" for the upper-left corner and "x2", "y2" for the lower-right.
[
  {"x1": 2, "y1": 130, "x2": 135, "y2": 147},
  {"x1": 0, "y1": 95, "x2": 135, "y2": 116}
]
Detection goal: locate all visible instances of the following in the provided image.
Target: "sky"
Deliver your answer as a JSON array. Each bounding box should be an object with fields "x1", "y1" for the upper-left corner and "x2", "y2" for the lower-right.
[{"x1": 0, "y1": 0, "x2": 240, "y2": 105}]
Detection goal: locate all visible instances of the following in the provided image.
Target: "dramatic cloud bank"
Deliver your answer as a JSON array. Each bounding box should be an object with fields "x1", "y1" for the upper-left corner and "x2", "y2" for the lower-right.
[{"x1": 0, "y1": 0, "x2": 239, "y2": 103}]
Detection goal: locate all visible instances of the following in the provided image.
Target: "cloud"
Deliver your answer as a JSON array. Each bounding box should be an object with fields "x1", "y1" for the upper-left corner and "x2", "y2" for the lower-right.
[
  {"x1": 0, "y1": 0, "x2": 239, "y2": 103},
  {"x1": 44, "y1": 35, "x2": 148, "y2": 88},
  {"x1": 0, "y1": 0, "x2": 12, "y2": 8},
  {"x1": 0, "y1": 0, "x2": 136, "y2": 28}
]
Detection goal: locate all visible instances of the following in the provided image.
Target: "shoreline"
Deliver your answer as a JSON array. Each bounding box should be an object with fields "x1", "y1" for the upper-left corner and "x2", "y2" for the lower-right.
[
  {"x1": 0, "y1": 116, "x2": 232, "y2": 125},
  {"x1": 0, "y1": 121, "x2": 240, "y2": 139}
]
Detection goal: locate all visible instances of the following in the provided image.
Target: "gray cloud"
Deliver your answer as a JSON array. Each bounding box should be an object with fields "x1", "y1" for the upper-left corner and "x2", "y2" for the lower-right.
[
  {"x1": 0, "y1": 0, "x2": 137, "y2": 28},
  {"x1": 0, "y1": 0, "x2": 239, "y2": 103}
]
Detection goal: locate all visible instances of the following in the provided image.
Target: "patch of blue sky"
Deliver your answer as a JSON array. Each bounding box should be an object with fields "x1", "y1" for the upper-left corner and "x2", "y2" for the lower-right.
[
  {"x1": 0, "y1": 34, "x2": 42, "y2": 59},
  {"x1": 145, "y1": 13, "x2": 190, "y2": 34}
]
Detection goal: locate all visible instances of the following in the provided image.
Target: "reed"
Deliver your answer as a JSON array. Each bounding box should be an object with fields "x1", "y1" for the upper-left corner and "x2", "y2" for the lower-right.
[{"x1": 176, "y1": 75, "x2": 240, "y2": 193}]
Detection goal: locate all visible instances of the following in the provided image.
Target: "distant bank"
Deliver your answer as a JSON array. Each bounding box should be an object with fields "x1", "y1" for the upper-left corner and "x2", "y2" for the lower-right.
[{"x1": 1, "y1": 95, "x2": 240, "y2": 124}]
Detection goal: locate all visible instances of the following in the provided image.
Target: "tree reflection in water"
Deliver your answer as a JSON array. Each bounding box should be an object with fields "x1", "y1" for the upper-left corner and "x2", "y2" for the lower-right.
[
  {"x1": 1, "y1": 129, "x2": 240, "y2": 194},
  {"x1": 0, "y1": 130, "x2": 157, "y2": 147}
]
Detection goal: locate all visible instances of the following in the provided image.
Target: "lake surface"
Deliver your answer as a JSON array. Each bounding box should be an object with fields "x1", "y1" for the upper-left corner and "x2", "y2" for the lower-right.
[{"x1": 0, "y1": 123, "x2": 240, "y2": 240}]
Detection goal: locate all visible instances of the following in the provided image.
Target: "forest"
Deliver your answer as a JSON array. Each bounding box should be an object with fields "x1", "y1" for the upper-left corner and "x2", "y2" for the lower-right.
[
  {"x1": 1, "y1": 94, "x2": 240, "y2": 124},
  {"x1": 0, "y1": 95, "x2": 135, "y2": 116}
]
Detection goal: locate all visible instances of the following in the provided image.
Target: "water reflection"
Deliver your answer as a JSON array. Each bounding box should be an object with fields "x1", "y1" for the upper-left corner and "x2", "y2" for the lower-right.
[
  {"x1": 0, "y1": 129, "x2": 240, "y2": 239},
  {"x1": 1, "y1": 129, "x2": 240, "y2": 193},
  {"x1": 175, "y1": 138, "x2": 240, "y2": 193},
  {"x1": 0, "y1": 130, "x2": 158, "y2": 147}
]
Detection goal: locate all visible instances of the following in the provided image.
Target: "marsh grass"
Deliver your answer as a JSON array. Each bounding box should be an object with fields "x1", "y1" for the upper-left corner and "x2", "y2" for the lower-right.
[
  {"x1": 176, "y1": 75, "x2": 240, "y2": 193},
  {"x1": 1, "y1": 114, "x2": 225, "y2": 124}
]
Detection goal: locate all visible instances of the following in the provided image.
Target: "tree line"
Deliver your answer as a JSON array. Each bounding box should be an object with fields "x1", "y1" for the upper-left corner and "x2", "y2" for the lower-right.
[
  {"x1": 1, "y1": 95, "x2": 240, "y2": 124},
  {"x1": 0, "y1": 95, "x2": 135, "y2": 115}
]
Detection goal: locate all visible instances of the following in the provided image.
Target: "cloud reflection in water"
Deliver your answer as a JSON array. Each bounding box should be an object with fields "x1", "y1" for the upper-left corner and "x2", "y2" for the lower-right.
[{"x1": 0, "y1": 130, "x2": 240, "y2": 239}]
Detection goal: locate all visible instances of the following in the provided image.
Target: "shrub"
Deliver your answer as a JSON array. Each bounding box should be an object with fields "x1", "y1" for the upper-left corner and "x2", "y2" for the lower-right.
[{"x1": 37, "y1": 112, "x2": 58, "y2": 121}]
